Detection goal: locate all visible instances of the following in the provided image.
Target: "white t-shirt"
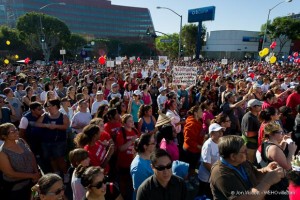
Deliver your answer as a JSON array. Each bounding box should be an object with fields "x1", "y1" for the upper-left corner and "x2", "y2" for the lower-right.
[
  {"x1": 71, "y1": 111, "x2": 92, "y2": 133},
  {"x1": 166, "y1": 109, "x2": 181, "y2": 134},
  {"x1": 91, "y1": 100, "x2": 108, "y2": 116},
  {"x1": 157, "y1": 94, "x2": 167, "y2": 110},
  {"x1": 59, "y1": 107, "x2": 74, "y2": 121},
  {"x1": 19, "y1": 116, "x2": 29, "y2": 130},
  {"x1": 198, "y1": 138, "x2": 220, "y2": 182}
]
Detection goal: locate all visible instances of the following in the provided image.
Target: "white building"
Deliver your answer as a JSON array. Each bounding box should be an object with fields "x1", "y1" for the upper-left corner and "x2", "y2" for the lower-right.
[{"x1": 202, "y1": 30, "x2": 291, "y2": 60}]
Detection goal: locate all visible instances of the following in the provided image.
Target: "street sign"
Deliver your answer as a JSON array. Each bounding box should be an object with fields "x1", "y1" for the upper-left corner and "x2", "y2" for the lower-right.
[
  {"x1": 160, "y1": 39, "x2": 173, "y2": 43},
  {"x1": 188, "y1": 6, "x2": 216, "y2": 23},
  {"x1": 60, "y1": 49, "x2": 66, "y2": 55}
]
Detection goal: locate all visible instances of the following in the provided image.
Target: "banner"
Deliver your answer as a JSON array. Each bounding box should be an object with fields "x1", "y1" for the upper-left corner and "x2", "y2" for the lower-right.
[
  {"x1": 158, "y1": 56, "x2": 169, "y2": 69},
  {"x1": 173, "y1": 66, "x2": 197, "y2": 85}
]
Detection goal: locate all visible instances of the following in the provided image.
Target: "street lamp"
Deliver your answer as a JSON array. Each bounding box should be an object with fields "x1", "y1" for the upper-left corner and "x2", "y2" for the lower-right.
[
  {"x1": 262, "y1": 0, "x2": 292, "y2": 49},
  {"x1": 39, "y1": 2, "x2": 66, "y2": 63},
  {"x1": 157, "y1": 6, "x2": 182, "y2": 59}
]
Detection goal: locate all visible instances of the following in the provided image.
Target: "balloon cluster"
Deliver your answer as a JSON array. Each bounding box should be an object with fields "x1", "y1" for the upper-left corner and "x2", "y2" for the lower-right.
[
  {"x1": 288, "y1": 52, "x2": 300, "y2": 64},
  {"x1": 258, "y1": 41, "x2": 277, "y2": 64}
]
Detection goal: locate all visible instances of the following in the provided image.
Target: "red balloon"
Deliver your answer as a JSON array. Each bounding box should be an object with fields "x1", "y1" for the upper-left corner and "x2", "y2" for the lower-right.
[
  {"x1": 98, "y1": 56, "x2": 106, "y2": 65},
  {"x1": 137, "y1": 57, "x2": 141, "y2": 62},
  {"x1": 24, "y1": 57, "x2": 30, "y2": 64},
  {"x1": 294, "y1": 58, "x2": 298, "y2": 63},
  {"x1": 270, "y1": 41, "x2": 277, "y2": 49},
  {"x1": 130, "y1": 60, "x2": 133, "y2": 64},
  {"x1": 294, "y1": 52, "x2": 299, "y2": 58},
  {"x1": 58, "y1": 61, "x2": 63, "y2": 65}
]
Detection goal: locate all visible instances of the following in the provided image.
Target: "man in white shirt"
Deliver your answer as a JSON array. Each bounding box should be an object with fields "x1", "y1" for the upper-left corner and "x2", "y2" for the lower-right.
[
  {"x1": 91, "y1": 91, "x2": 108, "y2": 116},
  {"x1": 157, "y1": 87, "x2": 167, "y2": 111}
]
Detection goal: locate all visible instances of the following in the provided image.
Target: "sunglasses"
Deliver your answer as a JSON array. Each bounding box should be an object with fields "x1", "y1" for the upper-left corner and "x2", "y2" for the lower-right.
[
  {"x1": 91, "y1": 176, "x2": 108, "y2": 189},
  {"x1": 153, "y1": 163, "x2": 172, "y2": 171},
  {"x1": 46, "y1": 185, "x2": 65, "y2": 196}
]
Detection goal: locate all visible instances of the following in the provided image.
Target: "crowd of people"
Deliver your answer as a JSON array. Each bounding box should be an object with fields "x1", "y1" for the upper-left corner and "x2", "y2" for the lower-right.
[{"x1": 0, "y1": 58, "x2": 300, "y2": 200}]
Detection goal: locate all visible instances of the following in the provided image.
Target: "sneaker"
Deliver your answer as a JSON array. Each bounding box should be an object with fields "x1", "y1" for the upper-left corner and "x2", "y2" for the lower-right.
[
  {"x1": 185, "y1": 180, "x2": 194, "y2": 191},
  {"x1": 63, "y1": 173, "x2": 70, "y2": 184}
]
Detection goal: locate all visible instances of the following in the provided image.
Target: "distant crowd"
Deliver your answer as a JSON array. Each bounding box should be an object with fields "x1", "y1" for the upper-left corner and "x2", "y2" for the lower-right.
[{"x1": 0, "y1": 59, "x2": 300, "y2": 200}]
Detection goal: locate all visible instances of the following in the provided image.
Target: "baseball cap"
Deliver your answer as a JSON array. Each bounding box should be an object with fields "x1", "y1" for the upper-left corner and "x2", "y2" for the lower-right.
[
  {"x1": 133, "y1": 90, "x2": 142, "y2": 96},
  {"x1": 158, "y1": 86, "x2": 167, "y2": 93},
  {"x1": 96, "y1": 90, "x2": 103, "y2": 95},
  {"x1": 111, "y1": 83, "x2": 118, "y2": 88},
  {"x1": 253, "y1": 83, "x2": 262, "y2": 89},
  {"x1": 209, "y1": 123, "x2": 224, "y2": 134},
  {"x1": 247, "y1": 99, "x2": 262, "y2": 107}
]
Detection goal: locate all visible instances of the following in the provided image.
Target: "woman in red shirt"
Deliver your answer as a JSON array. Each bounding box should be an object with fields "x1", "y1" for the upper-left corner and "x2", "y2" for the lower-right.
[
  {"x1": 116, "y1": 114, "x2": 140, "y2": 200},
  {"x1": 74, "y1": 124, "x2": 114, "y2": 172},
  {"x1": 183, "y1": 106, "x2": 204, "y2": 177}
]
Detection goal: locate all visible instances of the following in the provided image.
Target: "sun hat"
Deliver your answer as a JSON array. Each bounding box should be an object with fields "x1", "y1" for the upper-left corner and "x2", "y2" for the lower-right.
[{"x1": 155, "y1": 113, "x2": 171, "y2": 127}]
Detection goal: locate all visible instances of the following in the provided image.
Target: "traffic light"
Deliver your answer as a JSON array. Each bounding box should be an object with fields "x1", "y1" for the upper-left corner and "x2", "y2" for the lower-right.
[
  {"x1": 146, "y1": 28, "x2": 151, "y2": 36},
  {"x1": 258, "y1": 37, "x2": 263, "y2": 51},
  {"x1": 40, "y1": 34, "x2": 45, "y2": 43}
]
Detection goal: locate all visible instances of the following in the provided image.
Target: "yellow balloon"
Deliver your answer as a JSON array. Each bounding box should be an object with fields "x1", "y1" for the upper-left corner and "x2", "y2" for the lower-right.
[
  {"x1": 15, "y1": 55, "x2": 19, "y2": 59},
  {"x1": 6, "y1": 40, "x2": 10, "y2": 45},
  {"x1": 259, "y1": 51, "x2": 264, "y2": 57},
  {"x1": 270, "y1": 56, "x2": 277, "y2": 64},
  {"x1": 4, "y1": 59, "x2": 9, "y2": 64},
  {"x1": 262, "y1": 48, "x2": 269, "y2": 56}
]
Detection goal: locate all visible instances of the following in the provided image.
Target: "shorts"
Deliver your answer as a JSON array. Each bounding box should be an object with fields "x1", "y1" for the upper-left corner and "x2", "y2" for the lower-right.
[{"x1": 41, "y1": 141, "x2": 66, "y2": 159}]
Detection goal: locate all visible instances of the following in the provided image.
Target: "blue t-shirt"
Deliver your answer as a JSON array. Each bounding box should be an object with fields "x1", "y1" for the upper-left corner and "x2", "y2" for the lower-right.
[
  {"x1": 130, "y1": 154, "x2": 153, "y2": 199},
  {"x1": 131, "y1": 100, "x2": 144, "y2": 123}
]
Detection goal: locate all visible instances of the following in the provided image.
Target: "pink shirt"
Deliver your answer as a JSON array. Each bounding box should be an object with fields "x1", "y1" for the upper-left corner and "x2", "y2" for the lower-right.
[
  {"x1": 160, "y1": 139, "x2": 179, "y2": 161},
  {"x1": 202, "y1": 111, "x2": 214, "y2": 134}
]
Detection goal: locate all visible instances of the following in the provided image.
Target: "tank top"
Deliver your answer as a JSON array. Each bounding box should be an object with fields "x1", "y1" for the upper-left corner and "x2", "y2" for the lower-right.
[
  {"x1": 41, "y1": 112, "x2": 66, "y2": 142},
  {"x1": 141, "y1": 92, "x2": 151, "y2": 105},
  {"x1": 0, "y1": 139, "x2": 35, "y2": 190},
  {"x1": 141, "y1": 117, "x2": 155, "y2": 133}
]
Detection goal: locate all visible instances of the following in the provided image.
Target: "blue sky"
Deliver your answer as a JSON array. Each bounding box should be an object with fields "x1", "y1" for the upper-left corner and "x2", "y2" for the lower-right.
[{"x1": 112, "y1": 0, "x2": 300, "y2": 35}]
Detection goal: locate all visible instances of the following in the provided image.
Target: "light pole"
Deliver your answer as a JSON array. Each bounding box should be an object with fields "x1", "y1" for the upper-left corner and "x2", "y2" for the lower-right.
[
  {"x1": 157, "y1": 6, "x2": 182, "y2": 59},
  {"x1": 39, "y1": 2, "x2": 66, "y2": 63},
  {"x1": 262, "y1": 0, "x2": 292, "y2": 49}
]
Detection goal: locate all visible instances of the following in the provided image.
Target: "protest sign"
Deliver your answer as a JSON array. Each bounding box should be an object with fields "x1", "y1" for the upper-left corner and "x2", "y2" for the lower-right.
[
  {"x1": 173, "y1": 66, "x2": 197, "y2": 85},
  {"x1": 221, "y1": 59, "x2": 228, "y2": 65},
  {"x1": 158, "y1": 56, "x2": 169, "y2": 70},
  {"x1": 115, "y1": 57, "x2": 122, "y2": 65},
  {"x1": 106, "y1": 61, "x2": 114, "y2": 68},
  {"x1": 148, "y1": 60, "x2": 154, "y2": 66}
]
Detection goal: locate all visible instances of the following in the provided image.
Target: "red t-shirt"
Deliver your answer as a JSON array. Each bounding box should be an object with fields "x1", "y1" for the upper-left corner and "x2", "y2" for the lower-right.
[
  {"x1": 104, "y1": 122, "x2": 122, "y2": 140},
  {"x1": 84, "y1": 141, "x2": 106, "y2": 167},
  {"x1": 258, "y1": 122, "x2": 267, "y2": 147},
  {"x1": 99, "y1": 131, "x2": 112, "y2": 143},
  {"x1": 115, "y1": 128, "x2": 139, "y2": 168},
  {"x1": 286, "y1": 92, "x2": 300, "y2": 116}
]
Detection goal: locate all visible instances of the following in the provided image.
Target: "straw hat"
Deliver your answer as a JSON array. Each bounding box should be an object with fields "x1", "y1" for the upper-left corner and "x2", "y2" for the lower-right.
[{"x1": 155, "y1": 113, "x2": 171, "y2": 127}]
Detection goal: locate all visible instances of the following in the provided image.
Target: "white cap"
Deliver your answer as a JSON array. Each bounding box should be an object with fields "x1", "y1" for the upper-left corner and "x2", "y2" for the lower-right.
[
  {"x1": 247, "y1": 99, "x2": 262, "y2": 107},
  {"x1": 209, "y1": 123, "x2": 224, "y2": 134},
  {"x1": 96, "y1": 91, "x2": 103, "y2": 95},
  {"x1": 158, "y1": 86, "x2": 167, "y2": 93},
  {"x1": 133, "y1": 90, "x2": 142, "y2": 96}
]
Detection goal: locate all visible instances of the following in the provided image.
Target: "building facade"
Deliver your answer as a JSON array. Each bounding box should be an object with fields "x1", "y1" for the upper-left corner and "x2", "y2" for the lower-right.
[
  {"x1": 202, "y1": 30, "x2": 291, "y2": 60},
  {"x1": 0, "y1": 0, "x2": 154, "y2": 40}
]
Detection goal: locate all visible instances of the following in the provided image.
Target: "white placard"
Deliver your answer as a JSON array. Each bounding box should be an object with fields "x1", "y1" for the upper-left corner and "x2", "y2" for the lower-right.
[
  {"x1": 148, "y1": 60, "x2": 154, "y2": 66},
  {"x1": 172, "y1": 66, "x2": 197, "y2": 85},
  {"x1": 184, "y1": 57, "x2": 191, "y2": 61},
  {"x1": 158, "y1": 56, "x2": 169, "y2": 69},
  {"x1": 60, "y1": 49, "x2": 66, "y2": 55},
  {"x1": 106, "y1": 61, "x2": 114, "y2": 68},
  {"x1": 116, "y1": 57, "x2": 122, "y2": 65},
  {"x1": 221, "y1": 59, "x2": 228, "y2": 65},
  {"x1": 129, "y1": 56, "x2": 136, "y2": 61}
]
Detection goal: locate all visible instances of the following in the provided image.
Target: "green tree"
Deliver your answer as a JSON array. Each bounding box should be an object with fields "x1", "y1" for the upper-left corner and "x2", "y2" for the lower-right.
[
  {"x1": 155, "y1": 33, "x2": 179, "y2": 58},
  {"x1": 181, "y1": 24, "x2": 206, "y2": 57},
  {"x1": 16, "y1": 12, "x2": 71, "y2": 62},
  {"x1": 64, "y1": 33, "x2": 87, "y2": 58},
  {"x1": 261, "y1": 16, "x2": 300, "y2": 55}
]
